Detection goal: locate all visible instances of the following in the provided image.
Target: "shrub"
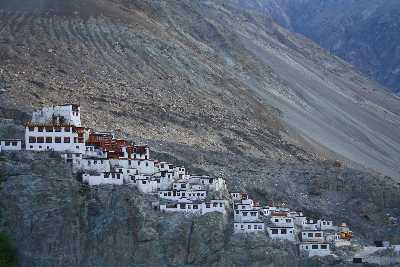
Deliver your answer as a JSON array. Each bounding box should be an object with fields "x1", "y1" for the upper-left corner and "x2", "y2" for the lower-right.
[{"x1": 0, "y1": 232, "x2": 18, "y2": 267}]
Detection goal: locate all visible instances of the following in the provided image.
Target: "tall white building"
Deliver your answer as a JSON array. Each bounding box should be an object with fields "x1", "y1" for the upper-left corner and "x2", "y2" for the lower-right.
[
  {"x1": 25, "y1": 105, "x2": 88, "y2": 153},
  {"x1": 31, "y1": 104, "x2": 81, "y2": 127}
]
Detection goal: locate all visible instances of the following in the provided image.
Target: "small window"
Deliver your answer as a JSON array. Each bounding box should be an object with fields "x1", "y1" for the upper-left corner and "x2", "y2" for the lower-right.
[
  {"x1": 275, "y1": 219, "x2": 279, "y2": 222},
  {"x1": 248, "y1": 225, "x2": 251, "y2": 229},
  {"x1": 281, "y1": 229, "x2": 287, "y2": 234},
  {"x1": 220, "y1": 203, "x2": 223, "y2": 207},
  {"x1": 37, "y1": 137, "x2": 44, "y2": 143},
  {"x1": 206, "y1": 203, "x2": 210, "y2": 208},
  {"x1": 46, "y1": 137, "x2": 52, "y2": 143},
  {"x1": 145, "y1": 162, "x2": 149, "y2": 167},
  {"x1": 142, "y1": 181, "x2": 146, "y2": 184},
  {"x1": 243, "y1": 212, "x2": 248, "y2": 216},
  {"x1": 55, "y1": 137, "x2": 62, "y2": 143},
  {"x1": 64, "y1": 137, "x2": 70, "y2": 143},
  {"x1": 193, "y1": 205, "x2": 198, "y2": 209},
  {"x1": 308, "y1": 233, "x2": 313, "y2": 237},
  {"x1": 29, "y1": 126, "x2": 35, "y2": 132},
  {"x1": 286, "y1": 219, "x2": 291, "y2": 223},
  {"x1": 12, "y1": 141, "x2": 18, "y2": 146},
  {"x1": 138, "y1": 161, "x2": 141, "y2": 166},
  {"x1": 55, "y1": 127, "x2": 61, "y2": 132},
  {"x1": 312, "y1": 245, "x2": 318, "y2": 250},
  {"x1": 315, "y1": 233, "x2": 322, "y2": 237},
  {"x1": 38, "y1": 127, "x2": 44, "y2": 132},
  {"x1": 64, "y1": 127, "x2": 71, "y2": 132},
  {"x1": 321, "y1": 245, "x2": 327, "y2": 250},
  {"x1": 271, "y1": 229, "x2": 278, "y2": 234},
  {"x1": 28, "y1": 137, "x2": 36, "y2": 144},
  {"x1": 4, "y1": 141, "x2": 10, "y2": 146}
]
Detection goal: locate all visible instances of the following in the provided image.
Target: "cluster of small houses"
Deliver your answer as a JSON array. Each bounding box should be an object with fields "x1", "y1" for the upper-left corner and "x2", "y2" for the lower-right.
[{"x1": 1, "y1": 104, "x2": 398, "y2": 262}]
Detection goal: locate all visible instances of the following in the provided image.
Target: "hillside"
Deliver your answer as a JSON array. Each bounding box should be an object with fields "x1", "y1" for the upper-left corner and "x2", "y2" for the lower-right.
[
  {"x1": 262, "y1": 0, "x2": 400, "y2": 95},
  {"x1": 1, "y1": 0, "x2": 400, "y2": 179}
]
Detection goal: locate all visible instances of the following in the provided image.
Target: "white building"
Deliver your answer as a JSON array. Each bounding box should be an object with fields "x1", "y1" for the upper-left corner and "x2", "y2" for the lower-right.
[
  {"x1": 31, "y1": 104, "x2": 81, "y2": 126},
  {"x1": 270, "y1": 215, "x2": 294, "y2": 227},
  {"x1": 234, "y1": 209, "x2": 261, "y2": 222},
  {"x1": 261, "y1": 206, "x2": 279, "y2": 216},
  {"x1": 267, "y1": 226, "x2": 295, "y2": 241},
  {"x1": 302, "y1": 219, "x2": 319, "y2": 230},
  {"x1": 110, "y1": 159, "x2": 157, "y2": 175},
  {"x1": 61, "y1": 152, "x2": 83, "y2": 164},
  {"x1": 299, "y1": 242, "x2": 331, "y2": 257},
  {"x1": 234, "y1": 222, "x2": 265, "y2": 234},
  {"x1": 82, "y1": 172, "x2": 123, "y2": 186},
  {"x1": 230, "y1": 192, "x2": 249, "y2": 202},
  {"x1": 25, "y1": 124, "x2": 87, "y2": 153},
  {"x1": 74, "y1": 158, "x2": 111, "y2": 173},
  {"x1": 158, "y1": 189, "x2": 207, "y2": 201},
  {"x1": 160, "y1": 199, "x2": 226, "y2": 215},
  {"x1": 188, "y1": 175, "x2": 227, "y2": 192},
  {"x1": 317, "y1": 220, "x2": 336, "y2": 231},
  {"x1": 301, "y1": 230, "x2": 324, "y2": 242},
  {"x1": 84, "y1": 145, "x2": 107, "y2": 158},
  {"x1": 0, "y1": 139, "x2": 22, "y2": 151}
]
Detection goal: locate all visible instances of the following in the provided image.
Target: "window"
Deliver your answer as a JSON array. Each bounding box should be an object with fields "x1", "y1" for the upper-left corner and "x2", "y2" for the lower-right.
[
  {"x1": 243, "y1": 212, "x2": 248, "y2": 216},
  {"x1": 37, "y1": 137, "x2": 44, "y2": 143},
  {"x1": 220, "y1": 203, "x2": 223, "y2": 207},
  {"x1": 315, "y1": 233, "x2": 322, "y2": 237},
  {"x1": 4, "y1": 141, "x2": 10, "y2": 146},
  {"x1": 193, "y1": 205, "x2": 198, "y2": 209},
  {"x1": 286, "y1": 219, "x2": 291, "y2": 223},
  {"x1": 321, "y1": 245, "x2": 327, "y2": 250},
  {"x1": 76, "y1": 146, "x2": 79, "y2": 149},
  {"x1": 164, "y1": 193, "x2": 167, "y2": 196},
  {"x1": 145, "y1": 162, "x2": 149, "y2": 167},
  {"x1": 213, "y1": 203, "x2": 218, "y2": 208},
  {"x1": 281, "y1": 229, "x2": 287, "y2": 234},
  {"x1": 182, "y1": 192, "x2": 185, "y2": 197},
  {"x1": 29, "y1": 126, "x2": 35, "y2": 131},
  {"x1": 180, "y1": 204, "x2": 185, "y2": 209},
  {"x1": 117, "y1": 174, "x2": 120, "y2": 179},
  {"x1": 55, "y1": 127, "x2": 61, "y2": 132},
  {"x1": 12, "y1": 141, "x2": 17, "y2": 146},
  {"x1": 241, "y1": 225, "x2": 244, "y2": 229},
  {"x1": 64, "y1": 137, "x2": 70, "y2": 143},
  {"x1": 312, "y1": 245, "x2": 318, "y2": 250},
  {"x1": 251, "y1": 212, "x2": 256, "y2": 216},
  {"x1": 55, "y1": 137, "x2": 62, "y2": 143},
  {"x1": 64, "y1": 127, "x2": 71, "y2": 132},
  {"x1": 138, "y1": 161, "x2": 141, "y2": 166},
  {"x1": 308, "y1": 233, "x2": 313, "y2": 238},
  {"x1": 45, "y1": 127, "x2": 53, "y2": 132},
  {"x1": 206, "y1": 203, "x2": 210, "y2": 208},
  {"x1": 271, "y1": 229, "x2": 278, "y2": 234},
  {"x1": 104, "y1": 173, "x2": 110, "y2": 178},
  {"x1": 181, "y1": 184, "x2": 186, "y2": 188},
  {"x1": 29, "y1": 137, "x2": 36, "y2": 143},
  {"x1": 46, "y1": 137, "x2": 52, "y2": 143},
  {"x1": 142, "y1": 181, "x2": 146, "y2": 184},
  {"x1": 38, "y1": 127, "x2": 44, "y2": 132},
  {"x1": 275, "y1": 219, "x2": 279, "y2": 222},
  {"x1": 248, "y1": 225, "x2": 251, "y2": 229}
]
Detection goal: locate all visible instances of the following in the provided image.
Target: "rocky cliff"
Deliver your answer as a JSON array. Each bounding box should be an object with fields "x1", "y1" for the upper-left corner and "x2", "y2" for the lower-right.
[{"x1": 1, "y1": 147, "x2": 399, "y2": 266}]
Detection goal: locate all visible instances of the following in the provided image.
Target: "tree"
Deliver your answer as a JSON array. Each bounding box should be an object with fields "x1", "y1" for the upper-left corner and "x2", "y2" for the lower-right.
[{"x1": 0, "y1": 232, "x2": 18, "y2": 267}]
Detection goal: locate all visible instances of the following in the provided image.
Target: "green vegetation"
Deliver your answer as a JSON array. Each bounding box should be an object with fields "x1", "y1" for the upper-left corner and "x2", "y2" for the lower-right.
[{"x1": 0, "y1": 232, "x2": 18, "y2": 267}]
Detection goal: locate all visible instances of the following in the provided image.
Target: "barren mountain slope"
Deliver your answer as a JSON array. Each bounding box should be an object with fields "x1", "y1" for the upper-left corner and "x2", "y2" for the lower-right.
[
  {"x1": 0, "y1": 0, "x2": 400, "y2": 179},
  {"x1": 262, "y1": 0, "x2": 400, "y2": 94}
]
